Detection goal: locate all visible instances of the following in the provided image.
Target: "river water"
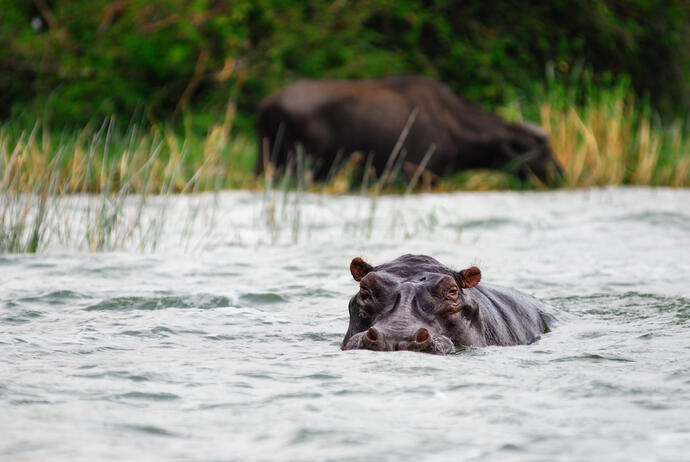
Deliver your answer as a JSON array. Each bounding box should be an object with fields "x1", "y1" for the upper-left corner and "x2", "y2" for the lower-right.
[{"x1": 1, "y1": 187, "x2": 689, "y2": 461}]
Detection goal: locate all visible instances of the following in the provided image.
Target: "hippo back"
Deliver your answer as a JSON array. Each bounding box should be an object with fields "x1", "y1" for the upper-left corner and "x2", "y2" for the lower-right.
[{"x1": 470, "y1": 283, "x2": 554, "y2": 346}]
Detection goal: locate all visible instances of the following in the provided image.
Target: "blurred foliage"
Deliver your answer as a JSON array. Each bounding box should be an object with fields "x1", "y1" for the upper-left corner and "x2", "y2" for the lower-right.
[{"x1": 1, "y1": 0, "x2": 689, "y2": 129}]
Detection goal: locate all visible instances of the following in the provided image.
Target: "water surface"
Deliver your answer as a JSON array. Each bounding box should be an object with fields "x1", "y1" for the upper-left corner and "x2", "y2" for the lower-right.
[{"x1": 1, "y1": 187, "x2": 689, "y2": 461}]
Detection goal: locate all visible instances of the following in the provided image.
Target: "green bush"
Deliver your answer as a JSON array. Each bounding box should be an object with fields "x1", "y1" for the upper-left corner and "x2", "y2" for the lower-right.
[{"x1": 1, "y1": 0, "x2": 689, "y2": 128}]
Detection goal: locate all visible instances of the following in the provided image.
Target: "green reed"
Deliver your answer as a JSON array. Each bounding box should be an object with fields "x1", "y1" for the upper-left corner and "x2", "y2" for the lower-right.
[{"x1": 1, "y1": 86, "x2": 688, "y2": 253}]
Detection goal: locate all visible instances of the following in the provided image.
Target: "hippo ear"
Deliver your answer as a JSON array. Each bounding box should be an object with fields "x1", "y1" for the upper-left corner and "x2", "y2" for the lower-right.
[
  {"x1": 457, "y1": 266, "x2": 481, "y2": 288},
  {"x1": 350, "y1": 257, "x2": 374, "y2": 281}
]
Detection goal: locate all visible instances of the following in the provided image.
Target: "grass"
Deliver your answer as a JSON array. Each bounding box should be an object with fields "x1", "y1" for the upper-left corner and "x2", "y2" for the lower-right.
[
  {"x1": 0, "y1": 107, "x2": 254, "y2": 252},
  {"x1": 500, "y1": 79, "x2": 690, "y2": 188},
  {"x1": 1, "y1": 83, "x2": 689, "y2": 252}
]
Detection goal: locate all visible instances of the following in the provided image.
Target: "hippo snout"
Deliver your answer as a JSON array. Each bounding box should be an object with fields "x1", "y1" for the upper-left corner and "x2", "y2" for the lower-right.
[{"x1": 343, "y1": 326, "x2": 454, "y2": 355}]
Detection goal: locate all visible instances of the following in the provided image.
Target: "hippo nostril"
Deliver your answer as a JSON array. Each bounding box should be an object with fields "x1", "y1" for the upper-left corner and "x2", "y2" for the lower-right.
[
  {"x1": 366, "y1": 327, "x2": 379, "y2": 341},
  {"x1": 414, "y1": 328, "x2": 430, "y2": 343}
]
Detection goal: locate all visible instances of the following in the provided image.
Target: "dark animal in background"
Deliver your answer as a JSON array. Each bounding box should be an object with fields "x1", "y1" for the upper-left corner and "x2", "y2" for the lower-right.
[
  {"x1": 257, "y1": 76, "x2": 563, "y2": 183},
  {"x1": 342, "y1": 254, "x2": 555, "y2": 354}
]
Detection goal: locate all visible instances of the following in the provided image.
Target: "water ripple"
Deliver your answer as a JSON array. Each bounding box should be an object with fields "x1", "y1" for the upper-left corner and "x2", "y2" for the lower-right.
[
  {"x1": 616, "y1": 211, "x2": 690, "y2": 229},
  {"x1": 1, "y1": 309, "x2": 43, "y2": 324},
  {"x1": 552, "y1": 292, "x2": 690, "y2": 323},
  {"x1": 119, "y1": 424, "x2": 179, "y2": 437},
  {"x1": 552, "y1": 353, "x2": 635, "y2": 363},
  {"x1": 239, "y1": 292, "x2": 286, "y2": 304},
  {"x1": 72, "y1": 370, "x2": 154, "y2": 382},
  {"x1": 112, "y1": 391, "x2": 180, "y2": 401},
  {"x1": 85, "y1": 293, "x2": 232, "y2": 311}
]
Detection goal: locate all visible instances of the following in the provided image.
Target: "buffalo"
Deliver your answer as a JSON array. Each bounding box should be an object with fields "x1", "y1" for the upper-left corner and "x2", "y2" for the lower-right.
[{"x1": 257, "y1": 76, "x2": 563, "y2": 184}]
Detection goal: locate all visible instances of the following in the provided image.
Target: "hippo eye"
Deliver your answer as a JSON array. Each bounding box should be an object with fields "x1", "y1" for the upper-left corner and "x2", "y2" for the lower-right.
[
  {"x1": 446, "y1": 287, "x2": 459, "y2": 301},
  {"x1": 359, "y1": 288, "x2": 371, "y2": 300}
]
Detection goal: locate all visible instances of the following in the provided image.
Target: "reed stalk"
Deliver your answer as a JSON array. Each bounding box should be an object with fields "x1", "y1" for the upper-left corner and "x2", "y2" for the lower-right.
[{"x1": 0, "y1": 87, "x2": 688, "y2": 253}]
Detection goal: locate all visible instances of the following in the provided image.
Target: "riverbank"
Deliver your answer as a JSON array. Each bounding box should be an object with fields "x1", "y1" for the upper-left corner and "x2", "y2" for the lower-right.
[{"x1": 2, "y1": 86, "x2": 689, "y2": 197}]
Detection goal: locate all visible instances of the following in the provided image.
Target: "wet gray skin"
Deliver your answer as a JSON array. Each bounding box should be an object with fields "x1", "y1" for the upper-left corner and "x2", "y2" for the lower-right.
[{"x1": 341, "y1": 254, "x2": 555, "y2": 354}]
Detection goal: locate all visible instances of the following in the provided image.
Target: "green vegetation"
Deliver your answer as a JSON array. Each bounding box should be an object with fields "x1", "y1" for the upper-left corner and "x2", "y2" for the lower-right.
[
  {"x1": 3, "y1": 1, "x2": 689, "y2": 126},
  {"x1": 2, "y1": 80, "x2": 688, "y2": 196},
  {"x1": 457, "y1": 77, "x2": 690, "y2": 189},
  {"x1": 1, "y1": 1, "x2": 690, "y2": 252},
  {"x1": 2, "y1": 81, "x2": 689, "y2": 253}
]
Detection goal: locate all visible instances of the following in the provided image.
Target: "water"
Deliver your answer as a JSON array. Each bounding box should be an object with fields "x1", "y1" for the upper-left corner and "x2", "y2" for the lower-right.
[{"x1": 1, "y1": 187, "x2": 689, "y2": 461}]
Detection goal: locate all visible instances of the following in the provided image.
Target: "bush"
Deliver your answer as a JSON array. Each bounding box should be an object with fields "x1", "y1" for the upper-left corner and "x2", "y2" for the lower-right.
[{"x1": 1, "y1": 0, "x2": 689, "y2": 127}]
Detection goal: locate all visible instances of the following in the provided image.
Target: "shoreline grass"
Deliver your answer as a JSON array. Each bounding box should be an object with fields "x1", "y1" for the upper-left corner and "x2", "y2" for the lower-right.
[
  {"x1": 2, "y1": 85, "x2": 688, "y2": 196},
  {"x1": 1, "y1": 85, "x2": 689, "y2": 252}
]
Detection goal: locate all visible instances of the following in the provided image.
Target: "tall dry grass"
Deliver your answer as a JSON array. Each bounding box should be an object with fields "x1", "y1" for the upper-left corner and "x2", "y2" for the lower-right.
[
  {"x1": 0, "y1": 108, "x2": 255, "y2": 196},
  {"x1": 540, "y1": 97, "x2": 690, "y2": 188},
  {"x1": 0, "y1": 109, "x2": 254, "y2": 252},
  {"x1": 1, "y1": 87, "x2": 688, "y2": 252},
  {"x1": 493, "y1": 81, "x2": 690, "y2": 189}
]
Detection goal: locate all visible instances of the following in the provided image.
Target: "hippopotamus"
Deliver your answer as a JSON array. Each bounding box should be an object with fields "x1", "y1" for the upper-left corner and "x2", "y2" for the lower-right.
[
  {"x1": 257, "y1": 75, "x2": 563, "y2": 183},
  {"x1": 341, "y1": 254, "x2": 555, "y2": 354}
]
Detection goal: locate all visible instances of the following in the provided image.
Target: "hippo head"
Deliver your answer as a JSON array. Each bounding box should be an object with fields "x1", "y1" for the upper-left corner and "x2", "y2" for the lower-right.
[
  {"x1": 341, "y1": 254, "x2": 482, "y2": 355},
  {"x1": 505, "y1": 122, "x2": 563, "y2": 184}
]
